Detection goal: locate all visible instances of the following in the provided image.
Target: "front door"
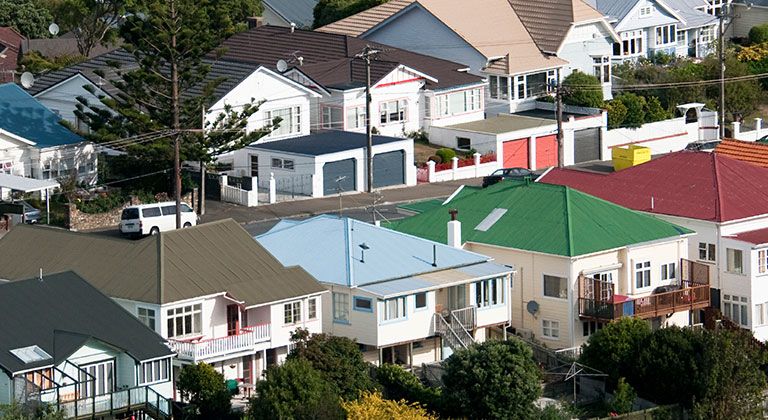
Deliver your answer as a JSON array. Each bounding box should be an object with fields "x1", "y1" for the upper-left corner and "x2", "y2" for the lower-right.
[
  {"x1": 447, "y1": 285, "x2": 466, "y2": 311},
  {"x1": 227, "y1": 304, "x2": 239, "y2": 336}
]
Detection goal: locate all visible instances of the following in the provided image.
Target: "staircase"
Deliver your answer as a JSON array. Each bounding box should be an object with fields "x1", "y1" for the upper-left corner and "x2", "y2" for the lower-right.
[{"x1": 433, "y1": 311, "x2": 475, "y2": 352}]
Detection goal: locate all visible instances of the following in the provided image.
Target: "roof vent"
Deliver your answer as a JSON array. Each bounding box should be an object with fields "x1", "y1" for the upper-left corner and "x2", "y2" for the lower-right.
[
  {"x1": 10, "y1": 345, "x2": 52, "y2": 364},
  {"x1": 475, "y1": 208, "x2": 507, "y2": 232}
]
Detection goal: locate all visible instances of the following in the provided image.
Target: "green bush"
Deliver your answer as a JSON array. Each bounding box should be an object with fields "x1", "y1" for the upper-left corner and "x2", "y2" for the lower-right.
[
  {"x1": 611, "y1": 377, "x2": 636, "y2": 414},
  {"x1": 616, "y1": 93, "x2": 647, "y2": 128},
  {"x1": 77, "y1": 193, "x2": 126, "y2": 214},
  {"x1": 644, "y1": 96, "x2": 670, "y2": 123},
  {"x1": 750, "y1": 23, "x2": 768, "y2": 45},
  {"x1": 435, "y1": 148, "x2": 456, "y2": 163},
  {"x1": 562, "y1": 71, "x2": 604, "y2": 108},
  {"x1": 376, "y1": 364, "x2": 441, "y2": 411},
  {"x1": 604, "y1": 99, "x2": 628, "y2": 129}
]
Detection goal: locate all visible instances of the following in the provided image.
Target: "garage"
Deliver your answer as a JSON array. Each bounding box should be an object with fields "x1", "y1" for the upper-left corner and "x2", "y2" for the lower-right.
[
  {"x1": 323, "y1": 159, "x2": 356, "y2": 195},
  {"x1": 502, "y1": 138, "x2": 529, "y2": 168},
  {"x1": 535, "y1": 135, "x2": 558, "y2": 168},
  {"x1": 373, "y1": 150, "x2": 405, "y2": 188},
  {"x1": 574, "y1": 128, "x2": 601, "y2": 163}
]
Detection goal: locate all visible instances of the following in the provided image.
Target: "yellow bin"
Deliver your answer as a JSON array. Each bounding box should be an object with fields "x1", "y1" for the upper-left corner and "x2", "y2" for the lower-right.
[{"x1": 612, "y1": 145, "x2": 651, "y2": 171}]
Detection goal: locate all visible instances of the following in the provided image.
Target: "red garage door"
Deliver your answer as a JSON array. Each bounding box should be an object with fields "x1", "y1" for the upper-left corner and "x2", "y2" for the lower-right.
[
  {"x1": 502, "y1": 138, "x2": 529, "y2": 168},
  {"x1": 536, "y1": 135, "x2": 558, "y2": 168}
]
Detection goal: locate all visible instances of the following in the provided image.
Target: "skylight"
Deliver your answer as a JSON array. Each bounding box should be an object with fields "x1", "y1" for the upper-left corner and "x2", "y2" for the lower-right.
[
  {"x1": 10, "y1": 345, "x2": 52, "y2": 364},
  {"x1": 475, "y1": 208, "x2": 507, "y2": 232}
]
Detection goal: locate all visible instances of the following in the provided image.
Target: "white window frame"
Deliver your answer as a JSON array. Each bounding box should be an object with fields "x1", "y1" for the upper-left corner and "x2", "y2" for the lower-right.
[
  {"x1": 635, "y1": 261, "x2": 651, "y2": 289},
  {"x1": 139, "y1": 358, "x2": 170, "y2": 385},
  {"x1": 699, "y1": 26, "x2": 714, "y2": 43},
  {"x1": 655, "y1": 24, "x2": 676, "y2": 46},
  {"x1": 332, "y1": 292, "x2": 349, "y2": 323},
  {"x1": 727, "y1": 248, "x2": 744, "y2": 274},
  {"x1": 166, "y1": 304, "x2": 202, "y2": 338},
  {"x1": 464, "y1": 88, "x2": 481, "y2": 112},
  {"x1": 676, "y1": 30, "x2": 686, "y2": 46},
  {"x1": 382, "y1": 296, "x2": 406, "y2": 321},
  {"x1": 308, "y1": 298, "x2": 317, "y2": 320},
  {"x1": 639, "y1": 6, "x2": 652, "y2": 17},
  {"x1": 755, "y1": 303, "x2": 766, "y2": 326},
  {"x1": 266, "y1": 106, "x2": 301, "y2": 137},
  {"x1": 592, "y1": 56, "x2": 610, "y2": 84},
  {"x1": 345, "y1": 106, "x2": 366, "y2": 129},
  {"x1": 379, "y1": 99, "x2": 407, "y2": 124},
  {"x1": 758, "y1": 250, "x2": 768, "y2": 274},
  {"x1": 270, "y1": 157, "x2": 294, "y2": 170},
  {"x1": 439, "y1": 94, "x2": 450, "y2": 116},
  {"x1": 321, "y1": 106, "x2": 343, "y2": 130},
  {"x1": 621, "y1": 30, "x2": 644, "y2": 56},
  {"x1": 475, "y1": 277, "x2": 504, "y2": 308},
  {"x1": 661, "y1": 262, "x2": 677, "y2": 281},
  {"x1": 283, "y1": 301, "x2": 301, "y2": 325},
  {"x1": 489, "y1": 75, "x2": 509, "y2": 100},
  {"x1": 542, "y1": 319, "x2": 560, "y2": 339},
  {"x1": 723, "y1": 294, "x2": 749, "y2": 327},
  {"x1": 543, "y1": 274, "x2": 568, "y2": 299},
  {"x1": 698, "y1": 242, "x2": 716, "y2": 262},
  {"x1": 137, "y1": 307, "x2": 156, "y2": 330}
]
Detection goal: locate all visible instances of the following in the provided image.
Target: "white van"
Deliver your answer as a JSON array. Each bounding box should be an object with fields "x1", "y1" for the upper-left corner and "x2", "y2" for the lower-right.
[{"x1": 119, "y1": 202, "x2": 198, "y2": 236}]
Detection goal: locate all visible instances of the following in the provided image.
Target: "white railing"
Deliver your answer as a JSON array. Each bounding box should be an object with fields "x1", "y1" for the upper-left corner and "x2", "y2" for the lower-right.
[
  {"x1": 451, "y1": 306, "x2": 476, "y2": 331},
  {"x1": 57, "y1": 385, "x2": 171, "y2": 419},
  {"x1": 170, "y1": 324, "x2": 271, "y2": 362},
  {"x1": 427, "y1": 154, "x2": 500, "y2": 183},
  {"x1": 220, "y1": 174, "x2": 258, "y2": 207}
]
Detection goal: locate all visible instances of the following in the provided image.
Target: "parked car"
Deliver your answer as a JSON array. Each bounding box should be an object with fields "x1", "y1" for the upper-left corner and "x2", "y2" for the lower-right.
[
  {"x1": 757, "y1": 134, "x2": 768, "y2": 144},
  {"x1": 684, "y1": 140, "x2": 719, "y2": 152},
  {"x1": 0, "y1": 200, "x2": 41, "y2": 224},
  {"x1": 18, "y1": 200, "x2": 41, "y2": 224},
  {"x1": 482, "y1": 168, "x2": 534, "y2": 188},
  {"x1": 119, "y1": 202, "x2": 197, "y2": 236}
]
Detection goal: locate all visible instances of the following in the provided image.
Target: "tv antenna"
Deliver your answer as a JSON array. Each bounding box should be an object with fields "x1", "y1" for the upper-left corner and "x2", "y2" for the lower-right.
[
  {"x1": 20, "y1": 72, "x2": 35, "y2": 89},
  {"x1": 335, "y1": 176, "x2": 346, "y2": 217}
]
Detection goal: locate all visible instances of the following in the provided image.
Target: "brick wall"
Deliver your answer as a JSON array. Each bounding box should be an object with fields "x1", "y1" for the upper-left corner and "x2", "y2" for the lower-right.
[{"x1": 67, "y1": 190, "x2": 196, "y2": 231}]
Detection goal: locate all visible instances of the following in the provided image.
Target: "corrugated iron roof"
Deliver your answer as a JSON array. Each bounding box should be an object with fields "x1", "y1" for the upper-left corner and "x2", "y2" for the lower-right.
[
  {"x1": 731, "y1": 227, "x2": 768, "y2": 246},
  {"x1": 256, "y1": 215, "x2": 510, "y2": 293},
  {"x1": 388, "y1": 181, "x2": 692, "y2": 257},
  {"x1": 0, "y1": 271, "x2": 173, "y2": 375},
  {"x1": 540, "y1": 151, "x2": 768, "y2": 223},
  {"x1": 263, "y1": 0, "x2": 319, "y2": 28},
  {"x1": 0, "y1": 83, "x2": 84, "y2": 147},
  {"x1": 0, "y1": 219, "x2": 325, "y2": 305}
]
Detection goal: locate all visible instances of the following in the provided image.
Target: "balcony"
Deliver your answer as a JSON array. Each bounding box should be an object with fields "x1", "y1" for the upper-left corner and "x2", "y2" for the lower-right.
[
  {"x1": 578, "y1": 259, "x2": 711, "y2": 322},
  {"x1": 169, "y1": 323, "x2": 270, "y2": 362}
]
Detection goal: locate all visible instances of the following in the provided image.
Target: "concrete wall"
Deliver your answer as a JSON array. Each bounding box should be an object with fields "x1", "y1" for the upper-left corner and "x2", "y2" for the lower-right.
[{"x1": 602, "y1": 118, "x2": 698, "y2": 157}]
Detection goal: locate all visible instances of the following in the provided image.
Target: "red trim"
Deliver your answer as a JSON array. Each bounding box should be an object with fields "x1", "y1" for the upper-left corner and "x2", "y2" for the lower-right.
[
  {"x1": 608, "y1": 132, "x2": 688, "y2": 149},
  {"x1": 375, "y1": 77, "x2": 423, "y2": 89}
]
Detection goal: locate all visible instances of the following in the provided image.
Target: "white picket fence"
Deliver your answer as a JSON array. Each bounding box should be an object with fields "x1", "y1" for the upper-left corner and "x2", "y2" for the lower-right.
[
  {"x1": 425, "y1": 153, "x2": 500, "y2": 183},
  {"x1": 220, "y1": 174, "x2": 258, "y2": 207}
]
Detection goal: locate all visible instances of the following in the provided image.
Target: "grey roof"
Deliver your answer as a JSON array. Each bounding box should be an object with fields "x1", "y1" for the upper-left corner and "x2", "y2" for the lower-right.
[
  {"x1": 263, "y1": 0, "x2": 319, "y2": 28},
  {"x1": 0, "y1": 219, "x2": 325, "y2": 305},
  {"x1": 0, "y1": 271, "x2": 173, "y2": 375},
  {"x1": 28, "y1": 48, "x2": 260, "y2": 105},
  {"x1": 586, "y1": 0, "x2": 638, "y2": 22},
  {"x1": 248, "y1": 131, "x2": 408, "y2": 156},
  {"x1": 666, "y1": 0, "x2": 718, "y2": 29},
  {"x1": 446, "y1": 114, "x2": 554, "y2": 135},
  {"x1": 21, "y1": 37, "x2": 118, "y2": 59}
]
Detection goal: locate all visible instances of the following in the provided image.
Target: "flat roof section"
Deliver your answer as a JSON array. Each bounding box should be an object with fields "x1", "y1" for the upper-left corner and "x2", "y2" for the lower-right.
[{"x1": 446, "y1": 114, "x2": 554, "y2": 135}]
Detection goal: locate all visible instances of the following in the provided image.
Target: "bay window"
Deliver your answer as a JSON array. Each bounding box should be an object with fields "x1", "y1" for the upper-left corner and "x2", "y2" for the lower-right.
[
  {"x1": 437, "y1": 88, "x2": 482, "y2": 116},
  {"x1": 380, "y1": 100, "x2": 407, "y2": 124},
  {"x1": 166, "y1": 304, "x2": 202, "y2": 338},
  {"x1": 139, "y1": 358, "x2": 170, "y2": 385}
]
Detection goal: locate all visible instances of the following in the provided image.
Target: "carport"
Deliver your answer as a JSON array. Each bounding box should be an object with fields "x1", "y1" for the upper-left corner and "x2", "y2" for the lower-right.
[{"x1": 0, "y1": 174, "x2": 59, "y2": 224}]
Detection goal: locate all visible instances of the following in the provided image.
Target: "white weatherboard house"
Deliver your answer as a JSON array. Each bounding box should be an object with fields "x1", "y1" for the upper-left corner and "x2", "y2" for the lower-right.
[
  {"x1": 319, "y1": 0, "x2": 619, "y2": 110},
  {"x1": 0, "y1": 220, "x2": 327, "y2": 387},
  {"x1": 390, "y1": 182, "x2": 710, "y2": 350},
  {"x1": 588, "y1": 0, "x2": 719, "y2": 61},
  {"x1": 256, "y1": 215, "x2": 514, "y2": 366},
  {"x1": 541, "y1": 151, "x2": 768, "y2": 342},
  {"x1": 0, "y1": 272, "x2": 175, "y2": 419},
  {"x1": 225, "y1": 131, "x2": 416, "y2": 198},
  {"x1": 0, "y1": 83, "x2": 96, "y2": 185}
]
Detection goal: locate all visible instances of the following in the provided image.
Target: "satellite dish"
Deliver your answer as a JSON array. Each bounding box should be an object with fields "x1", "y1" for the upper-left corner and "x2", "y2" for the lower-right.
[
  {"x1": 526, "y1": 300, "x2": 540, "y2": 316},
  {"x1": 48, "y1": 23, "x2": 60, "y2": 36},
  {"x1": 20, "y1": 72, "x2": 35, "y2": 89},
  {"x1": 276, "y1": 59, "x2": 288, "y2": 73}
]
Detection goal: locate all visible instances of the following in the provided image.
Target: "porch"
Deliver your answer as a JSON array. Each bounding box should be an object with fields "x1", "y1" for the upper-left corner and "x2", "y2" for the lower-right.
[
  {"x1": 578, "y1": 259, "x2": 711, "y2": 322},
  {"x1": 169, "y1": 323, "x2": 271, "y2": 363}
]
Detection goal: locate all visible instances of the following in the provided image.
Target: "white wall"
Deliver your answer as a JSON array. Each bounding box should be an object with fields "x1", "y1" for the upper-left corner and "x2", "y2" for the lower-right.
[
  {"x1": 602, "y1": 118, "x2": 698, "y2": 157},
  {"x1": 559, "y1": 22, "x2": 615, "y2": 100},
  {"x1": 425, "y1": 85, "x2": 487, "y2": 129},
  {"x1": 268, "y1": 294, "x2": 324, "y2": 349},
  {"x1": 35, "y1": 74, "x2": 112, "y2": 129}
]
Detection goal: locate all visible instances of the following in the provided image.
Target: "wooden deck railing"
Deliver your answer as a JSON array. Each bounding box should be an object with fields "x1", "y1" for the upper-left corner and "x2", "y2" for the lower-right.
[{"x1": 579, "y1": 281, "x2": 710, "y2": 321}]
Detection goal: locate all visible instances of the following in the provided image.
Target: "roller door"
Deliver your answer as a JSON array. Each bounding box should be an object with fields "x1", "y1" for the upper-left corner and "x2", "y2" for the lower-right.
[
  {"x1": 373, "y1": 150, "x2": 405, "y2": 188},
  {"x1": 574, "y1": 128, "x2": 601, "y2": 163},
  {"x1": 502, "y1": 138, "x2": 529, "y2": 168},
  {"x1": 323, "y1": 159, "x2": 356, "y2": 196},
  {"x1": 535, "y1": 135, "x2": 558, "y2": 168}
]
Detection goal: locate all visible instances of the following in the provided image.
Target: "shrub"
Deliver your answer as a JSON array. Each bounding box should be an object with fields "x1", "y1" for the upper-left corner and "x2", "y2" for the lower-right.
[
  {"x1": 749, "y1": 23, "x2": 768, "y2": 45},
  {"x1": 177, "y1": 363, "x2": 232, "y2": 419},
  {"x1": 376, "y1": 364, "x2": 441, "y2": 411},
  {"x1": 611, "y1": 377, "x2": 636, "y2": 414},
  {"x1": 579, "y1": 317, "x2": 651, "y2": 389},
  {"x1": 604, "y1": 99, "x2": 628, "y2": 129},
  {"x1": 616, "y1": 93, "x2": 647, "y2": 128},
  {"x1": 341, "y1": 391, "x2": 437, "y2": 420},
  {"x1": 562, "y1": 71, "x2": 604, "y2": 108},
  {"x1": 407, "y1": 130, "x2": 429, "y2": 144},
  {"x1": 76, "y1": 193, "x2": 126, "y2": 214},
  {"x1": 435, "y1": 148, "x2": 456, "y2": 163},
  {"x1": 644, "y1": 96, "x2": 670, "y2": 123}
]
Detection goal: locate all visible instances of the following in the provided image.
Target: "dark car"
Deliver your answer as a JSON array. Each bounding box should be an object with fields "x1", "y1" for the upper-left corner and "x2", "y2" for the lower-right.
[
  {"x1": 684, "y1": 140, "x2": 719, "y2": 151},
  {"x1": 757, "y1": 134, "x2": 768, "y2": 144},
  {"x1": 482, "y1": 167, "x2": 534, "y2": 188}
]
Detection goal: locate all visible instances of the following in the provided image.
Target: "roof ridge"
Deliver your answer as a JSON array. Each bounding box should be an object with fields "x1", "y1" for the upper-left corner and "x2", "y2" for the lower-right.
[
  {"x1": 156, "y1": 231, "x2": 164, "y2": 304},
  {"x1": 712, "y1": 152, "x2": 724, "y2": 222},
  {"x1": 563, "y1": 186, "x2": 575, "y2": 257}
]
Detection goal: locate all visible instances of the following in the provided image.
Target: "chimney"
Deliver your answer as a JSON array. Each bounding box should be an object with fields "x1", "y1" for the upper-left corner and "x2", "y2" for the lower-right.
[
  {"x1": 246, "y1": 16, "x2": 263, "y2": 29},
  {"x1": 447, "y1": 209, "x2": 461, "y2": 248}
]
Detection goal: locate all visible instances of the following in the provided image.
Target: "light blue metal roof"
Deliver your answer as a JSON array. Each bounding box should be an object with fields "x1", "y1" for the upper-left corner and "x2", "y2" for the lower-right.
[{"x1": 255, "y1": 215, "x2": 504, "y2": 292}]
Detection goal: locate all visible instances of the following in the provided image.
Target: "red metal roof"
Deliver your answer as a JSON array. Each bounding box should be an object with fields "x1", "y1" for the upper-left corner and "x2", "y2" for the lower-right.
[
  {"x1": 540, "y1": 151, "x2": 768, "y2": 222},
  {"x1": 730, "y1": 227, "x2": 768, "y2": 246},
  {"x1": 714, "y1": 138, "x2": 768, "y2": 168}
]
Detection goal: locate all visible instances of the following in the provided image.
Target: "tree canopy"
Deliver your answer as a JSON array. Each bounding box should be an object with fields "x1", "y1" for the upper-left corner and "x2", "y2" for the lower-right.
[
  {"x1": 176, "y1": 362, "x2": 232, "y2": 419},
  {"x1": 313, "y1": 0, "x2": 386, "y2": 28},
  {"x1": 562, "y1": 71, "x2": 604, "y2": 109},
  {"x1": 579, "y1": 317, "x2": 651, "y2": 388},
  {"x1": 441, "y1": 339, "x2": 542, "y2": 419},
  {"x1": 0, "y1": 0, "x2": 54, "y2": 38}
]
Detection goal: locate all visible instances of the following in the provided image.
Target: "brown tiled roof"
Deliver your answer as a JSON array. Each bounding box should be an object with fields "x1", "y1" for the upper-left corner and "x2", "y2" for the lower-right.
[
  {"x1": 0, "y1": 27, "x2": 23, "y2": 83},
  {"x1": 317, "y1": 0, "x2": 567, "y2": 74},
  {"x1": 216, "y1": 25, "x2": 483, "y2": 90},
  {"x1": 318, "y1": 0, "x2": 413, "y2": 36},
  {"x1": 714, "y1": 139, "x2": 768, "y2": 168},
  {"x1": 509, "y1": 0, "x2": 605, "y2": 53},
  {"x1": 21, "y1": 37, "x2": 119, "y2": 59}
]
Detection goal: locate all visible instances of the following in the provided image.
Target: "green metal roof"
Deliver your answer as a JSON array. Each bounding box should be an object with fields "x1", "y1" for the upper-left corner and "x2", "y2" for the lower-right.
[{"x1": 387, "y1": 181, "x2": 693, "y2": 257}]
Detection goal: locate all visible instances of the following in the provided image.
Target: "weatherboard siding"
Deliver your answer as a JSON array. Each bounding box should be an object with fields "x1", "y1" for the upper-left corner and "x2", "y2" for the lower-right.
[
  {"x1": 323, "y1": 287, "x2": 379, "y2": 346},
  {"x1": 269, "y1": 295, "x2": 324, "y2": 349},
  {"x1": 558, "y1": 22, "x2": 614, "y2": 100},
  {"x1": 0, "y1": 374, "x2": 10, "y2": 404},
  {"x1": 34, "y1": 74, "x2": 111, "y2": 128},
  {"x1": 377, "y1": 291, "x2": 435, "y2": 347}
]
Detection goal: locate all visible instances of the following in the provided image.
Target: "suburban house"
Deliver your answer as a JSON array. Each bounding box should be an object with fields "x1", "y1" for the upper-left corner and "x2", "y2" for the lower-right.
[
  {"x1": 0, "y1": 220, "x2": 327, "y2": 387},
  {"x1": 729, "y1": 0, "x2": 766, "y2": 39},
  {"x1": 587, "y1": 0, "x2": 719, "y2": 61},
  {"x1": 0, "y1": 27, "x2": 22, "y2": 83},
  {"x1": 389, "y1": 181, "x2": 710, "y2": 350},
  {"x1": 0, "y1": 271, "x2": 174, "y2": 419},
  {"x1": 220, "y1": 131, "x2": 416, "y2": 197},
  {"x1": 0, "y1": 83, "x2": 96, "y2": 185},
  {"x1": 261, "y1": 0, "x2": 319, "y2": 29},
  {"x1": 256, "y1": 215, "x2": 514, "y2": 365},
  {"x1": 216, "y1": 24, "x2": 487, "y2": 136},
  {"x1": 318, "y1": 0, "x2": 619, "y2": 111},
  {"x1": 540, "y1": 151, "x2": 768, "y2": 341},
  {"x1": 714, "y1": 138, "x2": 768, "y2": 167}
]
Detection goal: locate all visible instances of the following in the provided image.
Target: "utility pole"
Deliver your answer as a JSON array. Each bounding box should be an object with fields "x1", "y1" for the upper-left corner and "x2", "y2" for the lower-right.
[
  {"x1": 170, "y1": 0, "x2": 182, "y2": 229},
  {"x1": 719, "y1": 4, "x2": 726, "y2": 139},
  {"x1": 199, "y1": 105, "x2": 206, "y2": 216},
  {"x1": 555, "y1": 69, "x2": 564, "y2": 168},
  {"x1": 356, "y1": 45, "x2": 380, "y2": 193}
]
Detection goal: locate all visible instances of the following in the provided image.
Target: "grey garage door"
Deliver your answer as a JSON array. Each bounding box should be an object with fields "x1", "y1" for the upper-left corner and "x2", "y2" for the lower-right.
[
  {"x1": 574, "y1": 128, "x2": 601, "y2": 163},
  {"x1": 373, "y1": 150, "x2": 405, "y2": 188},
  {"x1": 323, "y1": 158, "x2": 356, "y2": 196}
]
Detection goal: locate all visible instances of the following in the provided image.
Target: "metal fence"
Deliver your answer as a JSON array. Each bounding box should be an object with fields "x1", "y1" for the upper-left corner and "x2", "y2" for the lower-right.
[{"x1": 258, "y1": 174, "x2": 313, "y2": 202}]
